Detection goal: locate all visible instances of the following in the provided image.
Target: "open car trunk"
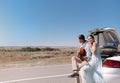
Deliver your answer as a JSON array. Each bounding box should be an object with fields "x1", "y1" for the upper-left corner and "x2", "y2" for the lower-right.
[{"x1": 88, "y1": 28, "x2": 120, "y2": 58}]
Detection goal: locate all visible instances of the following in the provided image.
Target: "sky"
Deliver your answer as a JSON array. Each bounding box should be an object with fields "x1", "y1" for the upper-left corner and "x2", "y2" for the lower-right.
[{"x1": 0, "y1": 0, "x2": 120, "y2": 46}]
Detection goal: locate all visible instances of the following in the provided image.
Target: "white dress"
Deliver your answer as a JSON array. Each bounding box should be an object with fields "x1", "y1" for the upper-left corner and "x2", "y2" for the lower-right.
[{"x1": 80, "y1": 47, "x2": 104, "y2": 83}]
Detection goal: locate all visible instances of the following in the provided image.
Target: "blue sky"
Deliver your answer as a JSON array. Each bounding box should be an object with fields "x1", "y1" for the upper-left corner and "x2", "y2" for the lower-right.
[{"x1": 0, "y1": 0, "x2": 120, "y2": 46}]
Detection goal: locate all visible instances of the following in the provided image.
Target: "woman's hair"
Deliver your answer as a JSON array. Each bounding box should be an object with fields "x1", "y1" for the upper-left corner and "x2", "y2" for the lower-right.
[{"x1": 87, "y1": 35, "x2": 94, "y2": 39}]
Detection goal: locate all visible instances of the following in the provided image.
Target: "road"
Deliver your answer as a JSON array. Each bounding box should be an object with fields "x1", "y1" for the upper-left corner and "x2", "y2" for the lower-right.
[{"x1": 0, "y1": 64, "x2": 75, "y2": 83}]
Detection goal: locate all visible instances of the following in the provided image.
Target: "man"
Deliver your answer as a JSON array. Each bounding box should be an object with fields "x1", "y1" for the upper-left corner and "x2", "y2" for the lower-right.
[{"x1": 68, "y1": 34, "x2": 91, "y2": 78}]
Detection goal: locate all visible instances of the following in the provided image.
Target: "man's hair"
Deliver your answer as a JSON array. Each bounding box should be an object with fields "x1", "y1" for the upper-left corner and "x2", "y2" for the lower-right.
[{"x1": 78, "y1": 34, "x2": 85, "y2": 40}]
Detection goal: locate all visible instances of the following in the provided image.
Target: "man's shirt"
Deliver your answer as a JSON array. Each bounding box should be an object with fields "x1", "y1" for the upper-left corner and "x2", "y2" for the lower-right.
[{"x1": 80, "y1": 41, "x2": 92, "y2": 60}]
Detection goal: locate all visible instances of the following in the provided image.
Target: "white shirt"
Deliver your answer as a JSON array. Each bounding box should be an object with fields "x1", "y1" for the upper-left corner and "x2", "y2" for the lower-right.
[{"x1": 80, "y1": 41, "x2": 92, "y2": 60}]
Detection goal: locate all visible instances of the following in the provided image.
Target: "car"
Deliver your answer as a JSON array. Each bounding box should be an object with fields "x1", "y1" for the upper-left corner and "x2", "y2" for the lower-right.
[
  {"x1": 102, "y1": 56, "x2": 120, "y2": 83},
  {"x1": 89, "y1": 28, "x2": 120, "y2": 83},
  {"x1": 88, "y1": 28, "x2": 120, "y2": 59}
]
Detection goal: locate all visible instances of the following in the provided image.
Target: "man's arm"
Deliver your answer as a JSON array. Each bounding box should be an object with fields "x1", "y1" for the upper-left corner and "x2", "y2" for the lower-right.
[{"x1": 85, "y1": 43, "x2": 91, "y2": 60}]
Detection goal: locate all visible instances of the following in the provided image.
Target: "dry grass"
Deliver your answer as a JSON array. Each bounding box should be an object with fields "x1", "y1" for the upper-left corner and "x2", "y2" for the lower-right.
[{"x1": 0, "y1": 46, "x2": 77, "y2": 68}]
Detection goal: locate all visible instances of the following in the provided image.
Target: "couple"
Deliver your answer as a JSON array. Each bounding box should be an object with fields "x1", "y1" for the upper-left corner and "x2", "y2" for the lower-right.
[{"x1": 68, "y1": 34, "x2": 104, "y2": 83}]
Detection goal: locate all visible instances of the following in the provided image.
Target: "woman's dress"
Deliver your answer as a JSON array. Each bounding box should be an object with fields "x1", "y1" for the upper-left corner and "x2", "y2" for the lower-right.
[{"x1": 80, "y1": 48, "x2": 104, "y2": 83}]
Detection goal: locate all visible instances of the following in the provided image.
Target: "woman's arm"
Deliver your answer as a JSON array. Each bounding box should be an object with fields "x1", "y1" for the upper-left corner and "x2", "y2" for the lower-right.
[{"x1": 91, "y1": 42, "x2": 97, "y2": 55}]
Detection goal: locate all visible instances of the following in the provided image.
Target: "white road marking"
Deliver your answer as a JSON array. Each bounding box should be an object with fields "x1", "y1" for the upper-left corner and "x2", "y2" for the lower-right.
[{"x1": 0, "y1": 73, "x2": 70, "y2": 83}]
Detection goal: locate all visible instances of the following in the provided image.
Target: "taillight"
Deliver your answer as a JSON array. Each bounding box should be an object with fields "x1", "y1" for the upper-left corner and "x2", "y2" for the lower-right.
[{"x1": 103, "y1": 59, "x2": 120, "y2": 68}]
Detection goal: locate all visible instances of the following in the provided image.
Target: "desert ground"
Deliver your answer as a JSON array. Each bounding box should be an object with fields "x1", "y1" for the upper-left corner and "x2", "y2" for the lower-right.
[{"x1": 0, "y1": 46, "x2": 77, "y2": 69}]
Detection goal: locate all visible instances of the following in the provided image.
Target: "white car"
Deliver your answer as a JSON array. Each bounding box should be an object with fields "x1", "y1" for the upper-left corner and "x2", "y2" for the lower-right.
[
  {"x1": 102, "y1": 56, "x2": 120, "y2": 83},
  {"x1": 89, "y1": 28, "x2": 120, "y2": 83},
  {"x1": 89, "y1": 28, "x2": 120, "y2": 58}
]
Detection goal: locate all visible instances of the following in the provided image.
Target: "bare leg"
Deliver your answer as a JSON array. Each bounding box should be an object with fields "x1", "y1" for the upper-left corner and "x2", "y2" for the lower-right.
[{"x1": 75, "y1": 76, "x2": 80, "y2": 83}]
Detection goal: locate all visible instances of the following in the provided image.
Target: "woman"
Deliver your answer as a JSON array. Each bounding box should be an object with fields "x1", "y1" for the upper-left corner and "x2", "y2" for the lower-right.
[{"x1": 80, "y1": 35, "x2": 104, "y2": 83}]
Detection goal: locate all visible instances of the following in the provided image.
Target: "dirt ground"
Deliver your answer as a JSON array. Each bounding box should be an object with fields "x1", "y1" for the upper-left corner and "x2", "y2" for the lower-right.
[{"x1": 0, "y1": 46, "x2": 77, "y2": 69}]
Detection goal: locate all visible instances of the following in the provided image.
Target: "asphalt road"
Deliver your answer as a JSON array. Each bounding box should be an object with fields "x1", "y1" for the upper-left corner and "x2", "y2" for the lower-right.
[{"x1": 0, "y1": 64, "x2": 76, "y2": 83}]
